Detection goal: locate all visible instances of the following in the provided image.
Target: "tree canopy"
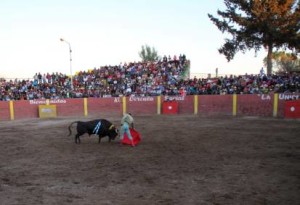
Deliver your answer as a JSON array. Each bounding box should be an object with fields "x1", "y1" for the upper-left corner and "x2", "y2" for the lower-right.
[
  {"x1": 138, "y1": 44, "x2": 159, "y2": 62},
  {"x1": 208, "y1": 0, "x2": 300, "y2": 75},
  {"x1": 263, "y1": 51, "x2": 300, "y2": 73}
]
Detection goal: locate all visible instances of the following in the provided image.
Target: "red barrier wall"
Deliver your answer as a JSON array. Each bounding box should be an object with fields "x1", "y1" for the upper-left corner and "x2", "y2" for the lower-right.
[
  {"x1": 14, "y1": 101, "x2": 39, "y2": 119},
  {"x1": 161, "y1": 95, "x2": 194, "y2": 114},
  {"x1": 55, "y1": 99, "x2": 84, "y2": 117},
  {"x1": 284, "y1": 100, "x2": 300, "y2": 118},
  {"x1": 127, "y1": 96, "x2": 157, "y2": 115},
  {"x1": 277, "y1": 93, "x2": 300, "y2": 118},
  {"x1": 237, "y1": 94, "x2": 273, "y2": 117},
  {"x1": 199, "y1": 95, "x2": 232, "y2": 116},
  {"x1": 162, "y1": 101, "x2": 179, "y2": 114},
  {"x1": 278, "y1": 99, "x2": 285, "y2": 118},
  {"x1": 1, "y1": 93, "x2": 299, "y2": 121},
  {"x1": 178, "y1": 95, "x2": 194, "y2": 114},
  {"x1": 88, "y1": 97, "x2": 121, "y2": 116},
  {"x1": 0, "y1": 101, "x2": 10, "y2": 120}
]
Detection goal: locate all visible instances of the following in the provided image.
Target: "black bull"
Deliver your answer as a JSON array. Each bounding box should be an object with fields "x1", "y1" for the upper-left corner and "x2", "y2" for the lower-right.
[{"x1": 68, "y1": 119, "x2": 119, "y2": 144}]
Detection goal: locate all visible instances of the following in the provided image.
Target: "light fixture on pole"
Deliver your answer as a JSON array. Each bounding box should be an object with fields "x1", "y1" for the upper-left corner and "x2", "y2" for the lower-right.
[{"x1": 60, "y1": 38, "x2": 73, "y2": 90}]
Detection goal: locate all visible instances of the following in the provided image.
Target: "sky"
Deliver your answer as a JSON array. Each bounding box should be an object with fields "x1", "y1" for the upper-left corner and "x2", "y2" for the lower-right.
[{"x1": 0, "y1": 0, "x2": 267, "y2": 79}]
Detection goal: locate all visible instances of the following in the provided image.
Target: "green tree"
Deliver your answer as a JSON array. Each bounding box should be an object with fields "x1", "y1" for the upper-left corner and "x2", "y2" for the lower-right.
[
  {"x1": 264, "y1": 51, "x2": 300, "y2": 73},
  {"x1": 208, "y1": 0, "x2": 300, "y2": 75},
  {"x1": 139, "y1": 44, "x2": 159, "y2": 62}
]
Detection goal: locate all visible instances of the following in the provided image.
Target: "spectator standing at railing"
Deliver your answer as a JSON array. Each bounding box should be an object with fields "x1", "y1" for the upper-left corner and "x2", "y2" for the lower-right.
[{"x1": 260, "y1": 67, "x2": 265, "y2": 78}]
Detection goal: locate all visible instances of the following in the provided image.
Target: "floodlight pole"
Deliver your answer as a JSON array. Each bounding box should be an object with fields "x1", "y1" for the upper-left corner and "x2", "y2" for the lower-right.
[{"x1": 60, "y1": 38, "x2": 73, "y2": 90}]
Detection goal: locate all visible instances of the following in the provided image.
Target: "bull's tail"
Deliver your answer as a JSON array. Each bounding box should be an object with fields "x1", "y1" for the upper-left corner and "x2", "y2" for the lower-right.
[{"x1": 68, "y1": 121, "x2": 79, "y2": 136}]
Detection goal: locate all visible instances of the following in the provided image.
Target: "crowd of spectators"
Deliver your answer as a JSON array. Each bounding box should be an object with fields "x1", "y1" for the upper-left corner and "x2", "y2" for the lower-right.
[{"x1": 1, "y1": 54, "x2": 300, "y2": 101}]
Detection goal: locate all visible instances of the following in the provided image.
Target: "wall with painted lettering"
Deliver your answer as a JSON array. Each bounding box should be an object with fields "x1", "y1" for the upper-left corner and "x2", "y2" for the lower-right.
[
  {"x1": 1, "y1": 93, "x2": 299, "y2": 121},
  {"x1": 164, "y1": 95, "x2": 194, "y2": 114},
  {"x1": 278, "y1": 94, "x2": 300, "y2": 118},
  {"x1": 254, "y1": 93, "x2": 300, "y2": 117},
  {"x1": 238, "y1": 94, "x2": 273, "y2": 117},
  {"x1": 126, "y1": 96, "x2": 157, "y2": 115}
]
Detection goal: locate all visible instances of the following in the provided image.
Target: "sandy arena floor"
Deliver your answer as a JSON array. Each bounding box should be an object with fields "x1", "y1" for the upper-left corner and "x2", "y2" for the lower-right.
[{"x1": 0, "y1": 115, "x2": 299, "y2": 205}]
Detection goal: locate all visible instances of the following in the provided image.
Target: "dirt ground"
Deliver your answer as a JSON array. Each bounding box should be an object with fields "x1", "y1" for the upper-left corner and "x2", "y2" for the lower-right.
[{"x1": 0, "y1": 114, "x2": 299, "y2": 205}]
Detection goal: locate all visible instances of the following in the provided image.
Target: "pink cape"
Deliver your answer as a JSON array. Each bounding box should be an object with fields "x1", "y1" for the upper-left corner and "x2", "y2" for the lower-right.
[{"x1": 122, "y1": 128, "x2": 141, "y2": 146}]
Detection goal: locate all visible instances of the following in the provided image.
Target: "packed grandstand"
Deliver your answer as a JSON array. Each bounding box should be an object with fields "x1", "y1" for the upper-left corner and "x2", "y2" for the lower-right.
[{"x1": 0, "y1": 54, "x2": 300, "y2": 101}]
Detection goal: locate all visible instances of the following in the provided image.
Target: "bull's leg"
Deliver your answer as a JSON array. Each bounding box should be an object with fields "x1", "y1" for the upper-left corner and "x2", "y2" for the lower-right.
[
  {"x1": 75, "y1": 134, "x2": 81, "y2": 144},
  {"x1": 98, "y1": 137, "x2": 101, "y2": 143}
]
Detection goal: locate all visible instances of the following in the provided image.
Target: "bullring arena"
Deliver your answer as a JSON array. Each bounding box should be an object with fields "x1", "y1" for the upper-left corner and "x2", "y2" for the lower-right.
[{"x1": 0, "y1": 95, "x2": 300, "y2": 204}]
